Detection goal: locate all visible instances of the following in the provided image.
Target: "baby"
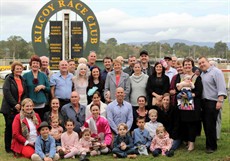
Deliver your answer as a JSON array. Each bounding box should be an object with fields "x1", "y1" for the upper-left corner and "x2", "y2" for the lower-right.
[{"x1": 176, "y1": 74, "x2": 195, "y2": 105}]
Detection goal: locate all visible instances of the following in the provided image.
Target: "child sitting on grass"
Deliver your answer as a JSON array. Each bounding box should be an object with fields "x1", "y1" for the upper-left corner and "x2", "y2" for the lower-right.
[
  {"x1": 31, "y1": 121, "x2": 59, "y2": 161},
  {"x1": 79, "y1": 128, "x2": 100, "y2": 159},
  {"x1": 132, "y1": 116, "x2": 152, "y2": 155},
  {"x1": 58, "y1": 119, "x2": 88, "y2": 160},
  {"x1": 112, "y1": 123, "x2": 137, "y2": 159},
  {"x1": 150, "y1": 125, "x2": 174, "y2": 157},
  {"x1": 145, "y1": 109, "x2": 163, "y2": 139}
]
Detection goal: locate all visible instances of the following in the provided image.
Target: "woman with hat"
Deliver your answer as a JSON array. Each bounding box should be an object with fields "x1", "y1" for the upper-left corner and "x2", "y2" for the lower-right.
[{"x1": 11, "y1": 98, "x2": 41, "y2": 158}]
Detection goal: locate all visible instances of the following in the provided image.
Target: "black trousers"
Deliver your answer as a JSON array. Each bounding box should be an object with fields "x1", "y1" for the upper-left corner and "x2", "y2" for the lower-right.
[
  {"x1": 3, "y1": 113, "x2": 16, "y2": 152},
  {"x1": 202, "y1": 99, "x2": 219, "y2": 150}
]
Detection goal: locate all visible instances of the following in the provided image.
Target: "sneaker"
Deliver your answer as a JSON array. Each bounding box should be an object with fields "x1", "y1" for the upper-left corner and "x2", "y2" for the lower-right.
[
  {"x1": 113, "y1": 154, "x2": 117, "y2": 158},
  {"x1": 58, "y1": 149, "x2": 65, "y2": 159},
  {"x1": 127, "y1": 154, "x2": 137, "y2": 159}
]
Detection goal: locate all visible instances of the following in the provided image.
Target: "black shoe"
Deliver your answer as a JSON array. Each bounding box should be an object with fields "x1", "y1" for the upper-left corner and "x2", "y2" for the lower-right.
[
  {"x1": 79, "y1": 154, "x2": 90, "y2": 161},
  {"x1": 166, "y1": 150, "x2": 174, "y2": 157},
  {"x1": 58, "y1": 149, "x2": 65, "y2": 159},
  {"x1": 152, "y1": 152, "x2": 159, "y2": 157},
  {"x1": 206, "y1": 148, "x2": 216, "y2": 154},
  {"x1": 6, "y1": 149, "x2": 13, "y2": 153}
]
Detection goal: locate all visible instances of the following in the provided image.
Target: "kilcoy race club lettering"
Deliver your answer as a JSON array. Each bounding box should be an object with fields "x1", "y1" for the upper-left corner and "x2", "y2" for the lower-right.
[{"x1": 32, "y1": 0, "x2": 100, "y2": 56}]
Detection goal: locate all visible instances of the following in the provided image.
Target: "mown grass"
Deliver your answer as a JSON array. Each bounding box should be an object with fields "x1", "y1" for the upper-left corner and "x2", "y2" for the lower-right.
[{"x1": 0, "y1": 94, "x2": 229, "y2": 161}]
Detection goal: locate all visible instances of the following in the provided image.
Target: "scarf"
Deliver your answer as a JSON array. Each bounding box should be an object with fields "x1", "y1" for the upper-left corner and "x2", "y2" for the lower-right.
[{"x1": 20, "y1": 110, "x2": 39, "y2": 138}]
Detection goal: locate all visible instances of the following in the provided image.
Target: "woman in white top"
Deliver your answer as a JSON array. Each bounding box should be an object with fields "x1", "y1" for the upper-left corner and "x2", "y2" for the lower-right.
[
  {"x1": 11, "y1": 98, "x2": 41, "y2": 158},
  {"x1": 72, "y1": 63, "x2": 90, "y2": 106},
  {"x1": 85, "y1": 91, "x2": 107, "y2": 119}
]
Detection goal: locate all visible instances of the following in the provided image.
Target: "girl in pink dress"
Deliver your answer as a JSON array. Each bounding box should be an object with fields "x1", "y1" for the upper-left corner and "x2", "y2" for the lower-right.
[{"x1": 59, "y1": 119, "x2": 82, "y2": 159}]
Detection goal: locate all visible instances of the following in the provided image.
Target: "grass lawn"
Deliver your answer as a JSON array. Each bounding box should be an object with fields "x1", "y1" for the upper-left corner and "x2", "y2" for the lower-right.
[{"x1": 0, "y1": 94, "x2": 230, "y2": 161}]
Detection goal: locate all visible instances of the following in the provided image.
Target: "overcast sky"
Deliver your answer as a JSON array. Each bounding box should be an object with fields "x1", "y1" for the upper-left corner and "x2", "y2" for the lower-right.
[{"x1": 0, "y1": 0, "x2": 229, "y2": 43}]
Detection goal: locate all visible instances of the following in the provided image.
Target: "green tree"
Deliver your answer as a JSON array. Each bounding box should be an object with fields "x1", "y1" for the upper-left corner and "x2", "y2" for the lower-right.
[
  {"x1": 7, "y1": 36, "x2": 28, "y2": 59},
  {"x1": 214, "y1": 41, "x2": 228, "y2": 58}
]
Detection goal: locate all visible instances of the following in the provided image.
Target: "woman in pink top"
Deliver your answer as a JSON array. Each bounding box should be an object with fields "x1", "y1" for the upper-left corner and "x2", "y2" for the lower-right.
[{"x1": 84, "y1": 104, "x2": 112, "y2": 153}]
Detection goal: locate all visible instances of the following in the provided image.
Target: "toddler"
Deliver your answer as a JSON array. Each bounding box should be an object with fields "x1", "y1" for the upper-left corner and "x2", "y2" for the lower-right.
[
  {"x1": 133, "y1": 116, "x2": 152, "y2": 155},
  {"x1": 50, "y1": 118, "x2": 63, "y2": 146},
  {"x1": 112, "y1": 123, "x2": 137, "y2": 159},
  {"x1": 145, "y1": 109, "x2": 163, "y2": 138},
  {"x1": 79, "y1": 128, "x2": 101, "y2": 158},
  {"x1": 176, "y1": 74, "x2": 195, "y2": 105},
  {"x1": 150, "y1": 125, "x2": 174, "y2": 157}
]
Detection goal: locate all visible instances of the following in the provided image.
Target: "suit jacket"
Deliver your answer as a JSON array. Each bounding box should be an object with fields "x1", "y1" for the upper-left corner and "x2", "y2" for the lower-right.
[
  {"x1": 0, "y1": 73, "x2": 27, "y2": 114},
  {"x1": 11, "y1": 113, "x2": 41, "y2": 154},
  {"x1": 104, "y1": 71, "x2": 130, "y2": 102}
]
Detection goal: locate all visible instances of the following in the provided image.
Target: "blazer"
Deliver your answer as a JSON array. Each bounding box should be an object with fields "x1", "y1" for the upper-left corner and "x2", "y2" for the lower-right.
[
  {"x1": 0, "y1": 73, "x2": 27, "y2": 114},
  {"x1": 104, "y1": 71, "x2": 130, "y2": 102},
  {"x1": 11, "y1": 113, "x2": 41, "y2": 154}
]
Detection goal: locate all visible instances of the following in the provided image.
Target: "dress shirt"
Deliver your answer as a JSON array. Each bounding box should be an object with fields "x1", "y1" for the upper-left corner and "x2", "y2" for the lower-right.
[
  {"x1": 107, "y1": 100, "x2": 133, "y2": 134},
  {"x1": 132, "y1": 128, "x2": 151, "y2": 148},
  {"x1": 50, "y1": 71, "x2": 73, "y2": 99},
  {"x1": 201, "y1": 65, "x2": 227, "y2": 101},
  {"x1": 61, "y1": 103, "x2": 86, "y2": 133}
]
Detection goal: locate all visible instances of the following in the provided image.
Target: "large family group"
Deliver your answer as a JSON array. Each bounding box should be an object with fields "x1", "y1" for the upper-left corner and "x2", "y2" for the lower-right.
[{"x1": 0, "y1": 50, "x2": 227, "y2": 161}]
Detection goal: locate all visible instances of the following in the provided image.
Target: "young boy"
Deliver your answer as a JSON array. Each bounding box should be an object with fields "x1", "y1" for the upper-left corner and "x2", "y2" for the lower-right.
[
  {"x1": 112, "y1": 123, "x2": 137, "y2": 159},
  {"x1": 31, "y1": 121, "x2": 59, "y2": 161},
  {"x1": 145, "y1": 109, "x2": 163, "y2": 138},
  {"x1": 133, "y1": 116, "x2": 152, "y2": 155}
]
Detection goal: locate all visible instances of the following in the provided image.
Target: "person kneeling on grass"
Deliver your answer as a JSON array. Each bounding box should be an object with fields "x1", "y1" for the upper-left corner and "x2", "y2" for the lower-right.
[
  {"x1": 112, "y1": 123, "x2": 137, "y2": 159},
  {"x1": 31, "y1": 121, "x2": 60, "y2": 161}
]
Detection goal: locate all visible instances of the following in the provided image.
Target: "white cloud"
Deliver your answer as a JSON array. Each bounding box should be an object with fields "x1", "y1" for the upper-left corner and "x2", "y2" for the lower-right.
[{"x1": 0, "y1": 0, "x2": 229, "y2": 43}]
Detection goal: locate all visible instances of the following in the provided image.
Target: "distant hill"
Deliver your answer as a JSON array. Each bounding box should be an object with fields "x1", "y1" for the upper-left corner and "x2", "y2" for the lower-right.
[{"x1": 127, "y1": 39, "x2": 230, "y2": 48}]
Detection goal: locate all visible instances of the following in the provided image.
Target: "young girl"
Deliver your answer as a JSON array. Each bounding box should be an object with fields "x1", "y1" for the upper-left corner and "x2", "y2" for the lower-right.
[
  {"x1": 79, "y1": 128, "x2": 100, "y2": 157},
  {"x1": 150, "y1": 125, "x2": 174, "y2": 157},
  {"x1": 58, "y1": 119, "x2": 82, "y2": 159},
  {"x1": 50, "y1": 118, "x2": 63, "y2": 146}
]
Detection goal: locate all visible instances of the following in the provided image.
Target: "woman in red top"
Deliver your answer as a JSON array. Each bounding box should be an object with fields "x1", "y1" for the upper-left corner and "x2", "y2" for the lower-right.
[
  {"x1": 0, "y1": 61, "x2": 27, "y2": 153},
  {"x1": 11, "y1": 98, "x2": 41, "y2": 158}
]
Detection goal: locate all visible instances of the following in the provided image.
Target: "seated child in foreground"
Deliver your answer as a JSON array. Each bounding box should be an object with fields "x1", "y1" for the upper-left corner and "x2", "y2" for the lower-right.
[
  {"x1": 31, "y1": 121, "x2": 60, "y2": 161},
  {"x1": 49, "y1": 118, "x2": 63, "y2": 146},
  {"x1": 176, "y1": 74, "x2": 195, "y2": 105},
  {"x1": 145, "y1": 109, "x2": 163, "y2": 139},
  {"x1": 133, "y1": 116, "x2": 152, "y2": 155},
  {"x1": 79, "y1": 128, "x2": 101, "y2": 158},
  {"x1": 150, "y1": 125, "x2": 174, "y2": 157},
  {"x1": 112, "y1": 123, "x2": 137, "y2": 159},
  {"x1": 58, "y1": 119, "x2": 89, "y2": 160}
]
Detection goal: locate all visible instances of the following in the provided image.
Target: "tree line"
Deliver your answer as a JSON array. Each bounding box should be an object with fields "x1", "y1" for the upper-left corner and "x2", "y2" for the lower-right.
[{"x1": 0, "y1": 36, "x2": 229, "y2": 60}]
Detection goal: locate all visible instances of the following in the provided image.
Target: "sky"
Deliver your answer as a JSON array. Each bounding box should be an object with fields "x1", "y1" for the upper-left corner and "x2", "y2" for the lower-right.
[{"x1": 0, "y1": 0, "x2": 229, "y2": 44}]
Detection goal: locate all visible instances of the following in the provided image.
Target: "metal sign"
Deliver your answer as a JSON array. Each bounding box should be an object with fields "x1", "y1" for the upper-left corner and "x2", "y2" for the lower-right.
[{"x1": 31, "y1": 0, "x2": 100, "y2": 57}]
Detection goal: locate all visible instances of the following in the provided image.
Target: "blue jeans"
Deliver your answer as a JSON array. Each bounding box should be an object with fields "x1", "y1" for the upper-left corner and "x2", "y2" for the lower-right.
[{"x1": 177, "y1": 89, "x2": 193, "y2": 101}]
